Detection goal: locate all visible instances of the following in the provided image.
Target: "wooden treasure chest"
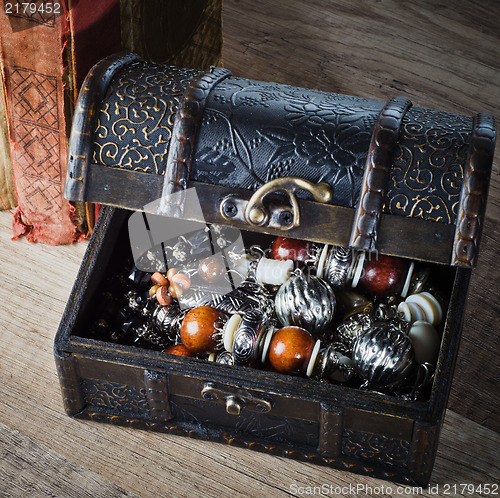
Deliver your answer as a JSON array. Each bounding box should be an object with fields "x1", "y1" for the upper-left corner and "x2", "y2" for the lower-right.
[{"x1": 55, "y1": 52, "x2": 496, "y2": 486}]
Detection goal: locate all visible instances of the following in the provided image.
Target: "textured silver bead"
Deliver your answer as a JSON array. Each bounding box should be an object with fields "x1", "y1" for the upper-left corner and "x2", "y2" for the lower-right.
[
  {"x1": 313, "y1": 344, "x2": 354, "y2": 383},
  {"x1": 232, "y1": 309, "x2": 270, "y2": 366},
  {"x1": 215, "y1": 351, "x2": 235, "y2": 365},
  {"x1": 275, "y1": 272, "x2": 336, "y2": 336},
  {"x1": 213, "y1": 280, "x2": 272, "y2": 316},
  {"x1": 151, "y1": 303, "x2": 186, "y2": 345},
  {"x1": 320, "y1": 245, "x2": 353, "y2": 289},
  {"x1": 335, "y1": 313, "x2": 375, "y2": 349},
  {"x1": 352, "y1": 325, "x2": 415, "y2": 389}
]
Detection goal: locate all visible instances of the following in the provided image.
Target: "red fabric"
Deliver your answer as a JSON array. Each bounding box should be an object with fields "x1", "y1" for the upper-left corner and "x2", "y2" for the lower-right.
[{"x1": 70, "y1": 0, "x2": 121, "y2": 90}]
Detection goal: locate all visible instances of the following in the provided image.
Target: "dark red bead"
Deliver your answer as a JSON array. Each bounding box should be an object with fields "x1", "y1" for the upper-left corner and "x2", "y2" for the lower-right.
[
  {"x1": 270, "y1": 236, "x2": 311, "y2": 265},
  {"x1": 359, "y1": 254, "x2": 409, "y2": 298},
  {"x1": 268, "y1": 326, "x2": 315, "y2": 374}
]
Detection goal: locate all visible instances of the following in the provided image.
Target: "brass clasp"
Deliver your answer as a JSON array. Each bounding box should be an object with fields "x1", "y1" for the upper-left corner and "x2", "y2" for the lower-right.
[
  {"x1": 201, "y1": 383, "x2": 272, "y2": 416},
  {"x1": 244, "y1": 177, "x2": 333, "y2": 230}
]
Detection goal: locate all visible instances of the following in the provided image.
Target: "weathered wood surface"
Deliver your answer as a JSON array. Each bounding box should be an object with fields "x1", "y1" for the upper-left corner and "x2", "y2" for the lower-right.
[{"x1": 0, "y1": 0, "x2": 499, "y2": 496}]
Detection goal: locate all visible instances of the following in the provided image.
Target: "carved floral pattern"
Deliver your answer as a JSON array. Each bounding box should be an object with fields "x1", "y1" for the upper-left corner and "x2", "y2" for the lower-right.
[
  {"x1": 341, "y1": 428, "x2": 409, "y2": 467},
  {"x1": 82, "y1": 379, "x2": 149, "y2": 414},
  {"x1": 191, "y1": 77, "x2": 384, "y2": 208},
  {"x1": 383, "y1": 107, "x2": 472, "y2": 223},
  {"x1": 93, "y1": 60, "x2": 200, "y2": 175}
]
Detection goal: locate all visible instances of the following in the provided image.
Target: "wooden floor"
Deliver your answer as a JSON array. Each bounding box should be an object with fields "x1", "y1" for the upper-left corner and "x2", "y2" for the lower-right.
[{"x1": 1, "y1": 0, "x2": 499, "y2": 496}]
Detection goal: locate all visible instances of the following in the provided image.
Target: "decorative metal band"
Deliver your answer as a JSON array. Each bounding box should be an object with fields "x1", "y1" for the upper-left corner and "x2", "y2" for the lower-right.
[
  {"x1": 144, "y1": 370, "x2": 171, "y2": 422},
  {"x1": 408, "y1": 421, "x2": 438, "y2": 486},
  {"x1": 350, "y1": 96, "x2": 413, "y2": 251},
  {"x1": 319, "y1": 404, "x2": 342, "y2": 458},
  {"x1": 452, "y1": 112, "x2": 496, "y2": 267},
  {"x1": 158, "y1": 67, "x2": 232, "y2": 217},
  {"x1": 64, "y1": 52, "x2": 141, "y2": 202},
  {"x1": 76, "y1": 410, "x2": 417, "y2": 484},
  {"x1": 54, "y1": 351, "x2": 85, "y2": 416}
]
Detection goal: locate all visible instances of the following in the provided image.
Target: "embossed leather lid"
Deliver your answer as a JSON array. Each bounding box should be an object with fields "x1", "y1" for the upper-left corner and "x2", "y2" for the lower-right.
[{"x1": 65, "y1": 53, "x2": 496, "y2": 267}]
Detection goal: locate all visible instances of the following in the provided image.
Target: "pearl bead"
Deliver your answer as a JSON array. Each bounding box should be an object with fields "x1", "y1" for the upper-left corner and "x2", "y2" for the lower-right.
[
  {"x1": 199, "y1": 255, "x2": 226, "y2": 283},
  {"x1": 359, "y1": 254, "x2": 409, "y2": 298},
  {"x1": 408, "y1": 320, "x2": 441, "y2": 365},
  {"x1": 180, "y1": 306, "x2": 224, "y2": 354},
  {"x1": 268, "y1": 326, "x2": 315, "y2": 374}
]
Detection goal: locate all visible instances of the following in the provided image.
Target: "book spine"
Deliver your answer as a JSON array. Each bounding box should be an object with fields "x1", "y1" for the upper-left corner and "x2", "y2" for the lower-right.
[
  {"x1": 0, "y1": 2, "x2": 78, "y2": 244},
  {"x1": 0, "y1": 69, "x2": 16, "y2": 210}
]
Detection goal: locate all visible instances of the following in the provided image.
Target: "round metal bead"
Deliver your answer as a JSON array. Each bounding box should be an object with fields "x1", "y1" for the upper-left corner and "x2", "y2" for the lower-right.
[
  {"x1": 352, "y1": 325, "x2": 415, "y2": 389},
  {"x1": 215, "y1": 351, "x2": 235, "y2": 365},
  {"x1": 275, "y1": 272, "x2": 336, "y2": 336}
]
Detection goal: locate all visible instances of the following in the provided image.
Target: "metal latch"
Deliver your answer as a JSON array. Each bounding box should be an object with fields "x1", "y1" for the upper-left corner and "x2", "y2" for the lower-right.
[
  {"x1": 201, "y1": 382, "x2": 272, "y2": 416},
  {"x1": 220, "y1": 177, "x2": 333, "y2": 231}
]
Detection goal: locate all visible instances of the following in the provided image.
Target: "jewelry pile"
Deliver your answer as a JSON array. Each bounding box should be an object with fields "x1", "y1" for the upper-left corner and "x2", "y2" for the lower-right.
[{"x1": 88, "y1": 224, "x2": 448, "y2": 399}]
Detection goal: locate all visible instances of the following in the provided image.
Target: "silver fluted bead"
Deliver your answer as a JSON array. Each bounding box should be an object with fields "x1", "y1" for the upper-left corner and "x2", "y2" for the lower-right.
[
  {"x1": 275, "y1": 272, "x2": 336, "y2": 337},
  {"x1": 352, "y1": 325, "x2": 415, "y2": 389}
]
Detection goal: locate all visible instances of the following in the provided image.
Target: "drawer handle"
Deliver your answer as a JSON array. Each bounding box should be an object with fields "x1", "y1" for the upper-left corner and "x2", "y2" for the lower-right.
[
  {"x1": 244, "y1": 177, "x2": 333, "y2": 230},
  {"x1": 201, "y1": 383, "x2": 272, "y2": 415}
]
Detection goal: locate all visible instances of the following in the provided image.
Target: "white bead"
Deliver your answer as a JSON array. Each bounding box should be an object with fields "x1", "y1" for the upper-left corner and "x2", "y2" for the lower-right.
[
  {"x1": 316, "y1": 244, "x2": 330, "y2": 279},
  {"x1": 223, "y1": 314, "x2": 242, "y2": 352},
  {"x1": 406, "y1": 292, "x2": 442, "y2": 326},
  {"x1": 351, "y1": 251, "x2": 366, "y2": 288},
  {"x1": 408, "y1": 320, "x2": 441, "y2": 365},
  {"x1": 306, "y1": 339, "x2": 322, "y2": 377},
  {"x1": 256, "y1": 257, "x2": 294, "y2": 286},
  {"x1": 261, "y1": 327, "x2": 276, "y2": 364},
  {"x1": 397, "y1": 301, "x2": 424, "y2": 322},
  {"x1": 400, "y1": 261, "x2": 415, "y2": 298}
]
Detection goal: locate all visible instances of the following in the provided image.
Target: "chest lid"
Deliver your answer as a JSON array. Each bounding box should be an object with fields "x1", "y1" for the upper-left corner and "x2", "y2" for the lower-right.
[{"x1": 64, "y1": 52, "x2": 496, "y2": 267}]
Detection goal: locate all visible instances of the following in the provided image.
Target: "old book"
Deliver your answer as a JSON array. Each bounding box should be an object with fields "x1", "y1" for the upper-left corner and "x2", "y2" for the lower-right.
[
  {"x1": 0, "y1": 0, "x2": 222, "y2": 243},
  {"x1": 0, "y1": 70, "x2": 16, "y2": 210}
]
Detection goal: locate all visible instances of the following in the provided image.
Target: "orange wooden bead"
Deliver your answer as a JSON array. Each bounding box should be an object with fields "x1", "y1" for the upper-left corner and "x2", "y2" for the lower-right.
[
  {"x1": 164, "y1": 344, "x2": 195, "y2": 357},
  {"x1": 268, "y1": 326, "x2": 315, "y2": 374},
  {"x1": 180, "y1": 306, "x2": 223, "y2": 354},
  {"x1": 171, "y1": 272, "x2": 191, "y2": 291},
  {"x1": 149, "y1": 285, "x2": 160, "y2": 298},
  {"x1": 168, "y1": 282, "x2": 183, "y2": 299},
  {"x1": 151, "y1": 272, "x2": 169, "y2": 287},
  {"x1": 166, "y1": 268, "x2": 178, "y2": 281},
  {"x1": 156, "y1": 286, "x2": 173, "y2": 306}
]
